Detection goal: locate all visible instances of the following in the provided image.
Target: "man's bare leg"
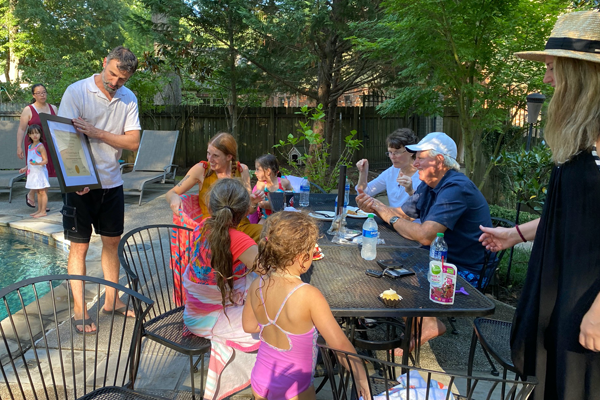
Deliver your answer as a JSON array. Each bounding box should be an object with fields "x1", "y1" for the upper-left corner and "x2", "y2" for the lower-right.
[
  {"x1": 68, "y1": 242, "x2": 96, "y2": 333},
  {"x1": 101, "y1": 235, "x2": 134, "y2": 317},
  {"x1": 395, "y1": 317, "x2": 446, "y2": 357}
]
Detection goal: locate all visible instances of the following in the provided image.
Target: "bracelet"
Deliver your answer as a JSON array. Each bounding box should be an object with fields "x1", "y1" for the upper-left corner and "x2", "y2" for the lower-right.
[{"x1": 515, "y1": 224, "x2": 527, "y2": 243}]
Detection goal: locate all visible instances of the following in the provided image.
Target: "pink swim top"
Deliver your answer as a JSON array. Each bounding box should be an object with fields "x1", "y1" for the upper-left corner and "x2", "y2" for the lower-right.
[{"x1": 250, "y1": 279, "x2": 319, "y2": 399}]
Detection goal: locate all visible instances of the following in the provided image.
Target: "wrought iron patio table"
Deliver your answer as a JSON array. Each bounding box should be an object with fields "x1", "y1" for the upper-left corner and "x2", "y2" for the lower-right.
[{"x1": 302, "y1": 245, "x2": 496, "y2": 366}]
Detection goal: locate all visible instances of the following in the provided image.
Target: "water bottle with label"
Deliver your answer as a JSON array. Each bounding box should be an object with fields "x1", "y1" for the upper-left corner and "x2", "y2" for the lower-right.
[
  {"x1": 428, "y1": 232, "x2": 448, "y2": 281},
  {"x1": 299, "y1": 177, "x2": 310, "y2": 207},
  {"x1": 344, "y1": 176, "x2": 350, "y2": 212},
  {"x1": 361, "y1": 214, "x2": 378, "y2": 260}
]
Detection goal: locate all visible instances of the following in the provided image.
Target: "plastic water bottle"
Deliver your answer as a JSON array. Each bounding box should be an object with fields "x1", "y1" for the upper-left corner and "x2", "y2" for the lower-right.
[
  {"x1": 299, "y1": 177, "x2": 310, "y2": 207},
  {"x1": 361, "y1": 214, "x2": 378, "y2": 260},
  {"x1": 429, "y1": 232, "x2": 448, "y2": 262},
  {"x1": 344, "y1": 177, "x2": 350, "y2": 213},
  {"x1": 428, "y1": 233, "x2": 448, "y2": 281}
]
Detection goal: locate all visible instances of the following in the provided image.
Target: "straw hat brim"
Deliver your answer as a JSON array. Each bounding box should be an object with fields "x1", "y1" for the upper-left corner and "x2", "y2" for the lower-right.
[{"x1": 515, "y1": 49, "x2": 600, "y2": 64}]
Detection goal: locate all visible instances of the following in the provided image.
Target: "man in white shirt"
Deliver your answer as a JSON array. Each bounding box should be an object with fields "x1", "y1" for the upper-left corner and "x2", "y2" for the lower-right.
[
  {"x1": 355, "y1": 128, "x2": 421, "y2": 208},
  {"x1": 59, "y1": 46, "x2": 141, "y2": 334}
]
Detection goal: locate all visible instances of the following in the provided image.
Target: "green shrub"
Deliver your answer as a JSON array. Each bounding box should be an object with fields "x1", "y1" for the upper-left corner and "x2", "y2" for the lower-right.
[
  {"x1": 489, "y1": 204, "x2": 538, "y2": 224},
  {"x1": 273, "y1": 104, "x2": 362, "y2": 192},
  {"x1": 495, "y1": 144, "x2": 553, "y2": 214}
]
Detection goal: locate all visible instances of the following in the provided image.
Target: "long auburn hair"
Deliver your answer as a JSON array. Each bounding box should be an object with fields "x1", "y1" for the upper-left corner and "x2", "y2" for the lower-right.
[
  {"x1": 253, "y1": 212, "x2": 319, "y2": 276},
  {"x1": 206, "y1": 132, "x2": 239, "y2": 177},
  {"x1": 545, "y1": 56, "x2": 600, "y2": 164},
  {"x1": 203, "y1": 178, "x2": 251, "y2": 308}
]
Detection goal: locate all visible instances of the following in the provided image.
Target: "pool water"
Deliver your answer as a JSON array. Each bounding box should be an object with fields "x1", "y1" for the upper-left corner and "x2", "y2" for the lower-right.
[{"x1": 0, "y1": 232, "x2": 68, "y2": 320}]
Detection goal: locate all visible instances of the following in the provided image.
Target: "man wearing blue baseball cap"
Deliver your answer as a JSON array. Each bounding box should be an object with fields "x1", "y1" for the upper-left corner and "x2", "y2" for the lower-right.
[{"x1": 357, "y1": 132, "x2": 492, "y2": 353}]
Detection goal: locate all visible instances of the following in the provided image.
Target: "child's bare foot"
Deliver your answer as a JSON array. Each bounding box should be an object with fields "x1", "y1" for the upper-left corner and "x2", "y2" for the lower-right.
[
  {"x1": 30, "y1": 211, "x2": 40, "y2": 217},
  {"x1": 33, "y1": 213, "x2": 47, "y2": 218}
]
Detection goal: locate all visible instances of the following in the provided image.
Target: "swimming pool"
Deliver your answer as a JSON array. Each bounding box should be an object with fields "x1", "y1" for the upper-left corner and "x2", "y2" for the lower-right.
[{"x1": 0, "y1": 231, "x2": 68, "y2": 320}]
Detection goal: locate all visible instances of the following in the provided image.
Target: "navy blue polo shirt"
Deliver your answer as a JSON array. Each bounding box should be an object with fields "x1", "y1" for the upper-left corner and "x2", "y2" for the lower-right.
[{"x1": 402, "y1": 170, "x2": 492, "y2": 275}]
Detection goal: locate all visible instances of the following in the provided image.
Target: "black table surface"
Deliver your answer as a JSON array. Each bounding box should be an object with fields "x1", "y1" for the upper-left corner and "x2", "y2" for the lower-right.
[
  {"x1": 302, "y1": 246, "x2": 495, "y2": 318},
  {"x1": 302, "y1": 194, "x2": 420, "y2": 248}
]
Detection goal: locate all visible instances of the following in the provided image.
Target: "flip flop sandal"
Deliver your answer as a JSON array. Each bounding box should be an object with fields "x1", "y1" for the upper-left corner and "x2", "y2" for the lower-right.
[
  {"x1": 71, "y1": 316, "x2": 97, "y2": 335},
  {"x1": 25, "y1": 194, "x2": 35, "y2": 208},
  {"x1": 101, "y1": 306, "x2": 135, "y2": 318}
]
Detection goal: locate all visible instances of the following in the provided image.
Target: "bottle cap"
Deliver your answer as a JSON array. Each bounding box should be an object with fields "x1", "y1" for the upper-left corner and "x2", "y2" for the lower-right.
[
  {"x1": 437, "y1": 232, "x2": 444, "y2": 237},
  {"x1": 368, "y1": 213, "x2": 374, "y2": 218},
  {"x1": 302, "y1": 176, "x2": 308, "y2": 179}
]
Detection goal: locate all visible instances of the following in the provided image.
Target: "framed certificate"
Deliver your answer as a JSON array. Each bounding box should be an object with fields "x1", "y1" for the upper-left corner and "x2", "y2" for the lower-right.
[{"x1": 39, "y1": 114, "x2": 102, "y2": 193}]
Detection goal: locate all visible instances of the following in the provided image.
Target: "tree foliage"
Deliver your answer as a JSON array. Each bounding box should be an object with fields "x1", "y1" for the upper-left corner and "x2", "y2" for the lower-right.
[{"x1": 353, "y1": 0, "x2": 570, "y2": 186}]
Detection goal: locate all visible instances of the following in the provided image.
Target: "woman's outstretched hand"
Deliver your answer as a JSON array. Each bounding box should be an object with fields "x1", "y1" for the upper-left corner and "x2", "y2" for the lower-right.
[
  {"x1": 479, "y1": 225, "x2": 520, "y2": 252},
  {"x1": 169, "y1": 195, "x2": 182, "y2": 214}
]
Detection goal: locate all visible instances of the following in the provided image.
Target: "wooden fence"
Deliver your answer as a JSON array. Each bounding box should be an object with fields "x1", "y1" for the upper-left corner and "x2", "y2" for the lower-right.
[
  {"x1": 2, "y1": 102, "x2": 539, "y2": 202},
  {"x1": 135, "y1": 105, "x2": 426, "y2": 170}
]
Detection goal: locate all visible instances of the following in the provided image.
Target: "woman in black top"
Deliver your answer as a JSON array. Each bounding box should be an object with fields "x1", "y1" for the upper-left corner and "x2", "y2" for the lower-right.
[{"x1": 479, "y1": 10, "x2": 600, "y2": 400}]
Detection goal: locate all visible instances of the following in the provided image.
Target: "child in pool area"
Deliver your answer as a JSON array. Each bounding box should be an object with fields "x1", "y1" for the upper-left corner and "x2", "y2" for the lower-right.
[
  {"x1": 19, "y1": 124, "x2": 50, "y2": 218},
  {"x1": 242, "y1": 212, "x2": 370, "y2": 400},
  {"x1": 252, "y1": 154, "x2": 293, "y2": 223}
]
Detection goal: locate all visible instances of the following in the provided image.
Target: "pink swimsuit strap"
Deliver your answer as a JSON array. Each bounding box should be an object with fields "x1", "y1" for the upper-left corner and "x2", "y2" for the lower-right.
[{"x1": 258, "y1": 278, "x2": 306, "y2": 329}]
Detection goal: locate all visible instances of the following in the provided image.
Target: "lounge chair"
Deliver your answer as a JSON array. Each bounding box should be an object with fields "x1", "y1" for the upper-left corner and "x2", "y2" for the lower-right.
[
  {"x1": 0, "y1": 121, "x2": 26, "y2": 203},
  {"x1": 121, "y1": 130, "x2": 179, "y2": 205}
]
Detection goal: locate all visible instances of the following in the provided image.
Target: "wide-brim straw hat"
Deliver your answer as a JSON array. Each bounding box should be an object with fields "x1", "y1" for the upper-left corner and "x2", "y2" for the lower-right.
[{"x1": 515, "y1": 10, "x2": 600, "y2": 64}]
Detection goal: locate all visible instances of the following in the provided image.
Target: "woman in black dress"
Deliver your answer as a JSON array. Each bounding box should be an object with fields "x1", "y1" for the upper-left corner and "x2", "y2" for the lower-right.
[{"x1": 479, "y1": 10, "x2": 600, "y2": 400}]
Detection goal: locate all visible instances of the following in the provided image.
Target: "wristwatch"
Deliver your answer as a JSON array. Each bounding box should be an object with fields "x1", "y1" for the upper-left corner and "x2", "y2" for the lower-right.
[{"x1": 389, "y1": 216, "x2": 400, "y2": 226}]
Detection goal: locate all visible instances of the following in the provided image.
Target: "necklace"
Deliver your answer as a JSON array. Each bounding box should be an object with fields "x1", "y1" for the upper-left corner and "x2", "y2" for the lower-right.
[{"x1": 271, "y1": 271, "x2": 302, "y2": 280}]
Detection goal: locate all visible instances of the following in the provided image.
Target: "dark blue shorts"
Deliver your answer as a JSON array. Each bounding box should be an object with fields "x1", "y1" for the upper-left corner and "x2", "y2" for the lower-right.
[
  {"x1": 63, "y1": 186, "x2": 125, "y2": 243},
  {"x1": 457, "y1": 269, "x2": 487, "y2": 288}
]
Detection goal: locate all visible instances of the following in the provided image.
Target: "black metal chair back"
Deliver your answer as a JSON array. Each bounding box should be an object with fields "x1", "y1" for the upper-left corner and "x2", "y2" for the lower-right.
[
  {"x1": 477, "y1": 217, "x2": 515, "y2": 291},
  {"x1": 318, "y1": 344, "x2": 537, "y2": 400},
  {"x1": 0, "y1": 274, "x2": 155, "y2": 400},
  {"x1": 118, "y1": 224, "x2": 211, "y2": 400}
]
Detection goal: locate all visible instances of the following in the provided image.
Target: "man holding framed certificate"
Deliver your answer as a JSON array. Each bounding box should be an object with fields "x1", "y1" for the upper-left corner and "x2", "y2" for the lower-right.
[{"x1": 58, "y1": 46, "x2": 141, "y2": 334}]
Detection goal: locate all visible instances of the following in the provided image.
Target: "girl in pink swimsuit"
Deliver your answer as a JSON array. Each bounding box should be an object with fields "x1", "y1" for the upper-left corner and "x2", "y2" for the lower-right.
[{"x1": 242, "y1": 212, "x2": 370, "y2": 400}]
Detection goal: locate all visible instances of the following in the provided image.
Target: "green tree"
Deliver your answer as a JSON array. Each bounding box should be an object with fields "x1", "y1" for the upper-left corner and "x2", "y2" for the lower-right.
[
  {"x1": 354, "y1": 0, "x2": 570, "y2": 186},
  {"x1": 241, "y1": 0, "x2": 388, "y2": 145}
]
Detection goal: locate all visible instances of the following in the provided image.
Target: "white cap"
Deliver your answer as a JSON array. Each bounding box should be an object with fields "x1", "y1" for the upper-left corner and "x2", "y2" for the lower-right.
[{"x1": 405, "y1": 132, "x2": 457, "y2": 160}]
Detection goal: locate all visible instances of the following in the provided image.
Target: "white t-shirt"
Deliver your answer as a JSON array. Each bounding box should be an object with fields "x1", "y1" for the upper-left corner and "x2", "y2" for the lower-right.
[
  {"x1": 58, "y1": 74, "x2": 141, "y2": 189},
  {"x1": 364, "y1": 166, "x2": 421, "y2": 208}
]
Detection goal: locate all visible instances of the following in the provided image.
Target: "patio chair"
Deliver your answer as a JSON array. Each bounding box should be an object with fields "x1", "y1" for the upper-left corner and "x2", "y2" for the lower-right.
[
  {"x1": 121, "y1": 130, "x2": 179, "y2": 206},
  {"x1": 0, "y1": 121, "x2": 26, "y2": 203},
  {"x1": 465, "y1": 220, "x2": 518, "y2": 379},
  {"x1": 447, "y1": 216, "x2": 516, "y2": 334},
  {"x1": 0, "y1": 274, "x2": 162, "y2": 400},
  {"x1": 119, "y1": 224, "x2": 211, "y2": 400},
  {"x1": 318, "y1": 344, "x2": 537, "y2": 400}
]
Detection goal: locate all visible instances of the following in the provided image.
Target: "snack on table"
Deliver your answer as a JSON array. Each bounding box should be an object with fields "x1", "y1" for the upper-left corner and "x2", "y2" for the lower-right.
[
  {"x1": 380, "y1": 288, "x2": 402, "y2": 307},
  {"x1": 313, "y1": 244, "x2": 324, "y2": 261},
  {"x1": 347, "y1": 209, "x2": 358, "y2": 215}
]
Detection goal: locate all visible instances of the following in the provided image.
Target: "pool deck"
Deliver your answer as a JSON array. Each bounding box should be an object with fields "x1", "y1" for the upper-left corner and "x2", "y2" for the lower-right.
[{"x1": 0, "y1": 182, "x2": 518, "y2": 399}]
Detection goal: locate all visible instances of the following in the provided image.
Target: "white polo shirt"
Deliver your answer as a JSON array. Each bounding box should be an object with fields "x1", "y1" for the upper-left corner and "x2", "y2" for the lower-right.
[
  {"x1": 58, "y1": 74, "x2": 141, "y2": 189},
  {"x1": 364, "y1": 166, "x2": 421, "y2": 208}
]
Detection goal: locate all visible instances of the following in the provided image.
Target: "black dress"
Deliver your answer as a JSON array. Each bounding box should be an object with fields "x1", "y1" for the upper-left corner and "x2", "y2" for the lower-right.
[{"x1": 511, "y1": 151, "x2": 600, "y2": 400}]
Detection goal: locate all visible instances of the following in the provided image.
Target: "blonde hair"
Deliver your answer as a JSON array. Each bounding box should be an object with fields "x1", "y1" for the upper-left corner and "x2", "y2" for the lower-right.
[
  {"x1": 545, "y1": 57, "x2": 600, "y2": 164},
  {"x1": 253, "y1": 212, "x2": 319, "y2": 275}
]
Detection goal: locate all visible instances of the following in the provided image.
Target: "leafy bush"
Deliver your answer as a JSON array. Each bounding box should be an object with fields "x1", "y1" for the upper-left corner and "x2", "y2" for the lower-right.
[
  {"x1": 273, "y1": 104, "x2": 362, "y2": 192},
  {"x1": 495, "y1": 143, "x2": 553, "y2": 214},
  {"x1": 489, "y1": 204, "x2": 538, "y2": 224}
]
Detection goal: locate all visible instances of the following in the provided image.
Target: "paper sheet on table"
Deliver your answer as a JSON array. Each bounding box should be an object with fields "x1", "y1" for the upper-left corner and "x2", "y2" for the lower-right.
[{"x1": 374, "y1": 370, "x2": 455, "y2": 400}]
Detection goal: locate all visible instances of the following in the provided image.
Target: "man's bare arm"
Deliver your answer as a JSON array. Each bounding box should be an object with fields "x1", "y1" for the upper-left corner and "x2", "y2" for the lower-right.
[{"x1": 371, "y1": 202, "x2": 446, "y2": 245}]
